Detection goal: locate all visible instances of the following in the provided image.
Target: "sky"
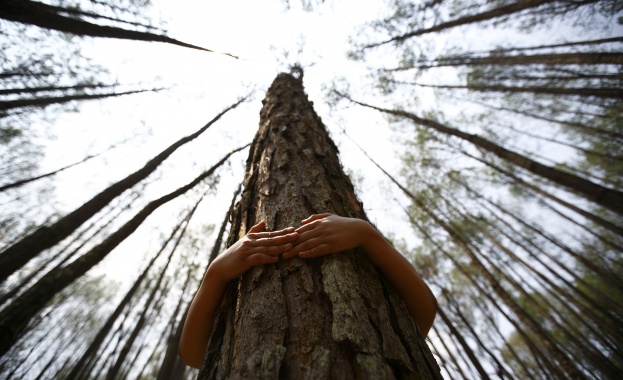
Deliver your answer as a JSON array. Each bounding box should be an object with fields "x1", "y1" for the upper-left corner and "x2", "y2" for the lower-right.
[
  {"x1": 25, "y1": 0, "x2": 619, "y2": 287},
  {"x1": 34, "y1": 0, "x2": 423, "y2": 284},
  {"x1": 5, "y1": 1, "x2": 622, "y2": 377}
]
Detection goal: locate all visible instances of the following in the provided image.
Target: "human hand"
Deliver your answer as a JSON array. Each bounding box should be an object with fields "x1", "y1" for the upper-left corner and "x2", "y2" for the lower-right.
[
  {"x1": 209, "y1": 220, "x2": 298, "y2": 283},
  {"x1": 282, "y1": 214, "x2": 371, "y2": 259}
]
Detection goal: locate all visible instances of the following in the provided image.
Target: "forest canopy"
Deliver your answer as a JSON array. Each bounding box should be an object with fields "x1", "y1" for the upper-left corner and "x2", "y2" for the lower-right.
[{"x1": 0, "y1": 0, "x2": 621, "y2": 379}]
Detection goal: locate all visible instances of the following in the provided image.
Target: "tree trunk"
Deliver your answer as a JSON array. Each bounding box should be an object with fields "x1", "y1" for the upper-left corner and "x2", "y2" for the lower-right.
[
  {"x1": 339, "y1": 93, "x2": 623, "y2": 216},
  {"x1": 0, "y1": 88, "x2": 161, "y2": 112},
  {"x1": 0, "y1": 147, "x2": 244, "y2": 358},
  {"x1": 389, "y1": 52, "x2": 623, "y2": 70},
  {"x1": 362, "y1": 0, "x2": 558, "y2": 49},
  {"x1": 198, "y1": 72, "x2": 442, "y2": 379},
  {"x1": 406, "y1": 82, "x2": 623, "y2": 99},
  {"x1": 0, "y1": 98, "x2": 246, "y2": 284},
  {"x1": 0, "y1": 0, "x2": 237, "y2": 58}
]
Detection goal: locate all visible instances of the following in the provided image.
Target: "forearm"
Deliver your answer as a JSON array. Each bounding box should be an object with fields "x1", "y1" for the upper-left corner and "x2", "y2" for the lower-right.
[
  {"x1": 179, "y1": 265, "x2": 226, "y2": 368},
  {"x1": 360, "y1": 223, "x2": 437, "y2": 337}
]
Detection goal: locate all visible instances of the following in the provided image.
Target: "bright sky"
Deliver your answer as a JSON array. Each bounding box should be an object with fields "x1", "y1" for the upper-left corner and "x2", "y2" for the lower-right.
[{"x1": 37, "y1": 0, "x2": 421, "y2": 284}]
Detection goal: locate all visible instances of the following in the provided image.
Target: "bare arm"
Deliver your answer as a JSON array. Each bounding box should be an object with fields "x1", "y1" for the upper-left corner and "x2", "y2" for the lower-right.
[
  {"x1": 179, "y1": 221, "x2": 298, "y2": 368},
  {"x1": 283, "y1": 214, "x2": 437, "y2": 337}
]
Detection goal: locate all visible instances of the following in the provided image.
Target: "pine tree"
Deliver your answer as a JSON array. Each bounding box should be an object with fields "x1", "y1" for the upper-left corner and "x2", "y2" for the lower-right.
[{"x1": 199, "y1": 70, "x2": 442, "y2": 379}]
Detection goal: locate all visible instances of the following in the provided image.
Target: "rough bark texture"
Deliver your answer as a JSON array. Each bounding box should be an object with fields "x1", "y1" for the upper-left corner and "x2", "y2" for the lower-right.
[{"x1": 198, "y1": 72, "x2": 442, "y2": 380}]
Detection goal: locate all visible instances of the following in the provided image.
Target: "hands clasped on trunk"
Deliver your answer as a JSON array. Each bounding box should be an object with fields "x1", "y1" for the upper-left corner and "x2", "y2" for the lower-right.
[{"x1": 180, "y1": 213, "x2": 437, "y2": 368}]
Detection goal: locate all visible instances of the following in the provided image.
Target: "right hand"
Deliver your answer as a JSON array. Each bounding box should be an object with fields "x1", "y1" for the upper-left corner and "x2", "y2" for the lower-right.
[{"x1": 208, "y1": 220, "x2": 298, "y2": 283}]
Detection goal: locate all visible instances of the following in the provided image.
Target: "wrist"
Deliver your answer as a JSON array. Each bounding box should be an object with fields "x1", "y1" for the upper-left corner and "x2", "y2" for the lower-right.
[
  {"x1": 359, "y1": 220, "x2": 384, "y2": 254},
  {"x1": 206, "y1": 259, "x2": 229, "y2": 287}
]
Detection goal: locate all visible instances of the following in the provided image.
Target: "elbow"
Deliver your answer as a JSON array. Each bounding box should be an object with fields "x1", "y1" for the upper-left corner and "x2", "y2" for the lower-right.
[
  {"x1": 421, "y1": 290, "x2": 438, "y2": 338},
  {"x1": 178, "y1": 344, "x2": 201, "y2": 369}
]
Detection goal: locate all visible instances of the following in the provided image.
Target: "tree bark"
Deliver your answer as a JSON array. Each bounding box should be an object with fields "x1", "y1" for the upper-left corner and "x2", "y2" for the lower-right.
[{"x1": 198, "y1": 72, "x2": 442, "y2": 379}]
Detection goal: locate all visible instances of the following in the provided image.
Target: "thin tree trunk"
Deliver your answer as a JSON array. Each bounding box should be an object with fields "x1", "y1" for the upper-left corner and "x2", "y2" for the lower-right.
[
  {"x1": 437, "y1": 307, "x2": 491, "y2": 379},
  {"x1": 402, "y1": 81, "x2": 623, "y2": 99},
  {"x1": 459, "y1": 149, "x2": 623, "y2": 238},
  {"x1": 431, "y1": 324, "x2": 470, "y2": 380},
  {"x1": 0, "y1": 88, "x2": 162, "y2": 112},
  {"x1": 0, "y1": 97, "x2": 247, "y2": 284},
  {"x1": 0, "y1": 192, "x2": 136, "y2": 307},
  {"x1": 0, "y1": 138, "x2": 127, "y2": 193},
  {"x1": 0, "y1": 146, "x2": 246, "y2": 358},
  {"x1": 362, "y1": 149, "x2": 583, "y2": 377},
  {"x1": 67, "y1": 205, "x2": 196, "y2": 380},
  {"x1": 405, "y1": 209, "x2": 556, "y2": 377},
  {"x1": 0, "y1": 83, "x2": 115, "y2": 96},
  {"x1": 450, "y1": 95, "x2": 623, "y2": 142},
  {"x1": 0, "y1": 0, "x2": 238, "y2": 58},
  {"x1": 104, "y1": 193, "x2": 203, "y2": 380},
  {"x1": 199, "y1": 71, "x2": 442, "y2": 379},
  {"x1": 156, "y1": 184, "x2": 242, "y2": 380},
  {"x1": 469, "y1": 36, "x2": 623, "y2": 55},
  {"x1": 338, "y1": 93, "x2": 623, "y2": 216},
  {"x1": 435, "y1": 189, "x2": 618, "y2": 350},
  {"x1": 445, "y1": 296, "x2": 513, "y2": 379},
  {"x1": 387, "y1": 52, "x2": 623, "y2": 70},
  {"x1": 363, "y1": 0, "x2": 560, "y2": 49}
]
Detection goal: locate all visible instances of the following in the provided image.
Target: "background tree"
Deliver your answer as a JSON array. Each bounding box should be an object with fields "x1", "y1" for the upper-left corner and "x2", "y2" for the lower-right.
[{"x1": 1, "y1": 0, "x2": 621, "y2": 378}]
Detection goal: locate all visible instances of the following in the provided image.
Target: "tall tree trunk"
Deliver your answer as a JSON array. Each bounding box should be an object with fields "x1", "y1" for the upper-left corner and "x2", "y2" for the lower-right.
[
  {"x1": 468, "y1": 36, "x2": 623, "y2": 55},
  {"x1": 0, "y1": 0, "x2": 237, "y2": 58},
  {"x1": 0, "y1": 97, "x2": 246, "y2": 284},
  {"x1": 388, "y1": 52, "x2": 623, "y2": 70},
  {"x1": 0, "y1": 88, "x2": 162, "y2": 112},
  {"x1": 404, "y1": 81, "x2": 623, "y2": 99},
  {"x1": 360, "y1": 148, "x2": 582, "y2": 377},
  {"x1": 0, "y1": 138, "x2": 124, "y2": 193},
  {"x1": 338, "y1": 93, "x2": 623, "y2": 216},
  {"x1": 0, "y1": 146, "x2": 245, "y2": 358},
  {"x1": 362, "y1": 0, "x2": 560, "y2": 49},
  {"x1": 436, "y1": 307, "x2": 490, "y2": 379},
  {"x1": 66, "y1": 209, "x2": 189, "y2": 380},
  {"x1": 199, "y1": 71, "x2": 442, "y2": 379}
]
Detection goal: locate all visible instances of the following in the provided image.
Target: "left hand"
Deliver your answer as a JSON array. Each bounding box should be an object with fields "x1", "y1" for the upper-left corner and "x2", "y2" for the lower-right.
[{"x1": 282, "y1": 214, "x2": 369, "y2": 259}]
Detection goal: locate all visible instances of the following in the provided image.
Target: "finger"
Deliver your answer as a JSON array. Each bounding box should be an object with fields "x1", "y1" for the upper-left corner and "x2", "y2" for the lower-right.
[
  {"x1": 295, "y1": 219, "x2": 324, "y2": 234},
  {"x1": 301, "y1": 213, "x2": 332, "y2": 225},
  {"x1": 248, "y1": 227, "x2": 295, "y2": 240},
  {"x1": 284, "y1": 236, "x2": 323, "y2": 258},
  {"x1": 246, "y1": 253, "x2": 279, "y2": 266},
  {"x1": 299, "y1": 244, "x2": 332, "y2": 258},
  {"x1": 248, "y1": 220, "x2": 266, "y2": 233},
  {"x1": 257, "y1": 243, "x2": 294, "y2": 256},
  {"x1": 251, "y1": 233, "x2": 298, "y2": 247},
  {"x1": 292, "y1": 228, "x2": 324, "y2": 245}
]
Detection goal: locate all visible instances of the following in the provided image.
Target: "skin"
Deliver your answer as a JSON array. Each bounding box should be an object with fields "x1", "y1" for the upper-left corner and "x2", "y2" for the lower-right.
[{"x1": 179, "y1": 214, "x2": 437, "y2": 369}]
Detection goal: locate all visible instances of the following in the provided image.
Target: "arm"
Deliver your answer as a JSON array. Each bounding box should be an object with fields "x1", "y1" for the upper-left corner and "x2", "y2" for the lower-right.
[
  {"x1": 283, "y1": 214, "x2": 437, "y2": 337},
  {"x1": 179, "y1": 221, "x2": 298, "y2": 368}
]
